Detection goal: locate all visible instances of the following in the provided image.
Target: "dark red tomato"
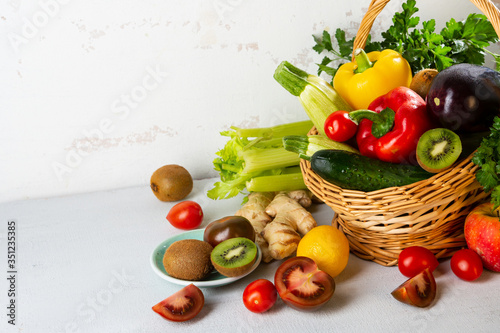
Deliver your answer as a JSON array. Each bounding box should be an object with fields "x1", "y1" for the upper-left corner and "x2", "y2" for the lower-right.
[
  {"x1": 152, "y1": 284, "x2": 204, "y2": 322},
  {"x1": 324, "y1": 110, "x2": 358, "y2": 142},
  {"x1": 450, "y1": 249, "x2": 483, "y2": 281},
  {"x1": 398, "y1": 246, "x2": 439, "y2": 278},
  {"x1": 391, "y1": 268, "x2": 436, "y2": 308},
  {"x1": 274, "y1": 256, "x2": 335, "y2": 311},
  {"x1": 204, "y1": 216, "x2": 255, "y2": 248},
  {"x1": 166, "y1": 201, "x2": 203, "y2": 230},
  {"x1": 242, "y1": 279, "x2": 277, "y2": 313}
]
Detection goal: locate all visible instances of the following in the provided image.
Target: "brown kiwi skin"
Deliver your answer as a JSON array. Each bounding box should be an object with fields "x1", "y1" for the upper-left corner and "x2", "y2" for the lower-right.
[
  {"x1": 417, "y1": 154, "x2": 450, "y2": 173},
  {"x1": 150, "y1": 164, "x2": 193, "y2": 202},
  {"x1": 163, "y1": 239, "x2": 213, "y2": 281}
]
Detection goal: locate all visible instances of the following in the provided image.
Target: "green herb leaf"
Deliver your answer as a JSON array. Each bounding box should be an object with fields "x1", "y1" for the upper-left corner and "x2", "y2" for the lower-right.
[
  {"x1": 312, "y1": 0, "x2": 500, "y2": 78},
  {"x1": 473, "y1": 116, "x2": 500, "y2": 209},
  {"x1": 317, "y1": 57, "x2": 338, "y2": 77},
  {"x1": 335, "y1": 28, "x2": 354, "y2": 57}
]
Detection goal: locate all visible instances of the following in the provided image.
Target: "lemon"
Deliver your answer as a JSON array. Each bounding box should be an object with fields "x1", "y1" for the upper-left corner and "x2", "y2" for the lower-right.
[{"x1": 297, "y1": 225, "x2": 350, "y2": 278}]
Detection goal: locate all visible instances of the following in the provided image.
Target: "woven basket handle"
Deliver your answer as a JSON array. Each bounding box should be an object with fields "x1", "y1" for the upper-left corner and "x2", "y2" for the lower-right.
[{"x1": 352, "y1": 0, "x2": 500, "y2": 57}]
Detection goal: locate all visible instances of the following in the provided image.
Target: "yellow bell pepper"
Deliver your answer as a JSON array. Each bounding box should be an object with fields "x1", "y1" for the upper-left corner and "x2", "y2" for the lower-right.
[{"x1": 333, "y1": 49, "x2": 412, "y2": 110}]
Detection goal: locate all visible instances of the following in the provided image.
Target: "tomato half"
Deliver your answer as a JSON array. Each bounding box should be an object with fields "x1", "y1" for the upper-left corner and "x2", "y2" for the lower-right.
[
  {"x1": 166, "y1": 201, "x2": 203, "y2": 230},
  {"x1": 274, "y1": 256, "x2": 335, "y2": 311},
  {"x1": 450, "y1": 249, "x2": 483, "y2": 281},
  {"x1": 242, "y1": 279, "x2": 277, "y2": 313},
  {"x1": 324, "y1": 110, "x2": 358, "y2": 142},
  {"x1": 398, "y1": 246, "x2": 439, "y2": 278},
  {"x1": 152, "y1": 284, "x2": 204, "y2": 322}
]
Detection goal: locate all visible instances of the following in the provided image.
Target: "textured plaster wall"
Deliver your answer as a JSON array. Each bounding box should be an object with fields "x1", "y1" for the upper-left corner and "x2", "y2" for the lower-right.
[{"x1": 0, "y1": 0, "x2": 496, "y2": 203}]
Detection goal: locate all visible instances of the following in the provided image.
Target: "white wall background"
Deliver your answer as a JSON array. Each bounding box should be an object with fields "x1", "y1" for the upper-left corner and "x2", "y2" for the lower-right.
[{"x1": 0, "y1": 0, "x2": 497, "y2": 203}]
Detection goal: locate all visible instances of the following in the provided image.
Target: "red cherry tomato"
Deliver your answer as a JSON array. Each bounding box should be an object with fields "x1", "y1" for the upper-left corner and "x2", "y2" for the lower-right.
[
  {"x1": 166, "y1": 201, "x2": 203, "y2": 230},
  {"x1": 450, "y1": 249, "x2": 483, "y2": 281},
  {"x1": 152, "y1": 284, "x2": 204, "y2": 322},
  {"x1": 324, "y1": 110, "x2": 358, "y2": 142},
  {"x1": 398, "y1": 246, "x2": 439, "y2": 278},
  {"x1": 242, "y1": 279, "x2": 277, "y2": 313}
]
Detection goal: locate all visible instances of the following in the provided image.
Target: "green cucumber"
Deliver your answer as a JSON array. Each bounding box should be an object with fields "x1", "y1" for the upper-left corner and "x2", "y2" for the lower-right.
[{"x1": 309, "y1": 150, "x2": 433, "y2": 192}]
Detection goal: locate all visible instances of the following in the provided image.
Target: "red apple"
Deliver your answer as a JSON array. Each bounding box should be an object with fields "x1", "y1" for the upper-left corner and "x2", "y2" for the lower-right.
[{"x1": 464, "y1": 202, "x2": 500, "y2": 272}]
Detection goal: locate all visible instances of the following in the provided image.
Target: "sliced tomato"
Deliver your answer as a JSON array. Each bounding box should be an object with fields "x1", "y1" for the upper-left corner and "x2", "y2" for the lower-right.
[
  {"x1": 391, "y1": 268, "x2": 436, "y2": 308},
  {"x1": 274, "y1": 256, "x2": 335, "y2": 311},
  {"x1": 152, "y1": 284, "x2": 204, "y2": 322}
]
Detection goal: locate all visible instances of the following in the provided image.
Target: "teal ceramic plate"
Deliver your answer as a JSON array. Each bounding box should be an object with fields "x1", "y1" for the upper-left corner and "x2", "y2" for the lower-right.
[{"x1": 150, "y1": 229, "x2": 262, "y2": 288}]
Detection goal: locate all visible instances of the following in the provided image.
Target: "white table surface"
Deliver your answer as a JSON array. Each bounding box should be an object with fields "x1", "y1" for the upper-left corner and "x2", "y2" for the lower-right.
[{"x1": 1, "y1": 178, "x2": 499, "y2": 333}]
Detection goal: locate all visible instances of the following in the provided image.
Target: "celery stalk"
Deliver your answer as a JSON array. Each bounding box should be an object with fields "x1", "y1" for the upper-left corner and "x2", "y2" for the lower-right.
[
  {"x1": 274, "y1": 61, "x2": 352, "y2": 136},
  {"x1": 231, "y1": 120, "x2": 313, "y2": 139},
  {"x1": 208, "y1": 121, "x2": 313, "y2": 200},
  {"x1": 241, "y1": 147, "x2": 300, "y2": 174},
  {"x1": 283, "y1": 135, "x2": 359, "y2": 157},
  {"x1": 246, "y1": 173, "x2": 307, "y2": 192}
]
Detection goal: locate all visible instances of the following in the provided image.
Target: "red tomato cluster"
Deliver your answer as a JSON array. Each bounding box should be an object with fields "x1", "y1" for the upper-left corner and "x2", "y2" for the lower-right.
[
  {"x1": 393, "y1": 245, "x2": 483, "y2": 308},
  {"x1": 243, "y1": 256, "x2": 335, "y2": 313}
]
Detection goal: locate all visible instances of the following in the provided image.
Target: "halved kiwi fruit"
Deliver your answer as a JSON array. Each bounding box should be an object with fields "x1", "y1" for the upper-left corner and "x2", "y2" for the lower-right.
[
  {"x1": 416, "y1": 128, "x2": 462, "y2": 173},
  {"x1": 210, "y1": 237, "x2": 257, "y2": 277}
]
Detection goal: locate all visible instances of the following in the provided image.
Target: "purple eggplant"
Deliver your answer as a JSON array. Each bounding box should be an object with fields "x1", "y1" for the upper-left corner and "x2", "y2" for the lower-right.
[{"x1": 426, "y1": 63, "x2": 500, "y2": 133}]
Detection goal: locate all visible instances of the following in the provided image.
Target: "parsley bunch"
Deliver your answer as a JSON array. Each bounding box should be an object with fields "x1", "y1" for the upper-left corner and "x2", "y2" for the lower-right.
[
  {"x1": 472, "y1": 117, "x2": 500, "y2": 209},
  {"x1": 313, "y1": 0, "x2": 500, "y2": 81}
]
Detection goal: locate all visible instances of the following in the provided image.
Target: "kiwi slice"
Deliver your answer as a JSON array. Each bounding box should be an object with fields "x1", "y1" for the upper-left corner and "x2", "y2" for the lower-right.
[
  {"x1": 211, "y1": 237, "x2": 257, "y2": 277},
  {"x1": 416, "y1": 128, "x2": 462, "y2": 173}
]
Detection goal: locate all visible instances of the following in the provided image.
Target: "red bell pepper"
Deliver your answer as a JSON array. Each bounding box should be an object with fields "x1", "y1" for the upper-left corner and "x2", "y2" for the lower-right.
[{"x1": 349, "y1": 86, "x2": 435, "y2": 164}]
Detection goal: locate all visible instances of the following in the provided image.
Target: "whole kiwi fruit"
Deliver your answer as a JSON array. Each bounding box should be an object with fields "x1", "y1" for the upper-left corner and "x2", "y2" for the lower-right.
[
  {"x1": 150, "y1": 164, "x2": 193, "y2": 202},
  {"x1": 163, "y1": 239, "x2": 214, "y2": 281}
]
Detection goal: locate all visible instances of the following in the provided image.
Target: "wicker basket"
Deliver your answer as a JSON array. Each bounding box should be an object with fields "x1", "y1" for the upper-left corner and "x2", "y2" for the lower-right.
[{"x1": 301, "y1": 0, "x2": 498, "y2": 266}]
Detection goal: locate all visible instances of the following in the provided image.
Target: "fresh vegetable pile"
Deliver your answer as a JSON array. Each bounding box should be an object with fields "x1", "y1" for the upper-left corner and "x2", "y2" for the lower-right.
[
  {"x1": 150, "y1": 0, "x2": 500, "y2": 324},
  {"x1": 275, "y1": 11, "x2": 500, "y2": 192}
]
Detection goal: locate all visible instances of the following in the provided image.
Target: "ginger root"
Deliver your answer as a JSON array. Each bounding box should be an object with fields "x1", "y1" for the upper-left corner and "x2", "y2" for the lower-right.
[
  {"x1": 261, "y1": 192, "x2": 317, "y2": 260},
  {"x1": 286, "y1": 189, "x2": 313, "y2": 208},
  {"x1": 235, "y1": 192, "x2": 275, "y2": 263},
  {"x1": 235, "y1": 190, "x2": 317, "y2": 262}
]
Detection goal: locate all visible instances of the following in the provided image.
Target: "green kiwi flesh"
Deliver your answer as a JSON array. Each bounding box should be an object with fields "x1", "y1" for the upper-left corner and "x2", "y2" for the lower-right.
[
  {"x1": 210, "y1": 237, "x2": 257, "y2": 277},
  {"x1": 416, "y1": 128, "x2": 462, "y2": 173}
]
